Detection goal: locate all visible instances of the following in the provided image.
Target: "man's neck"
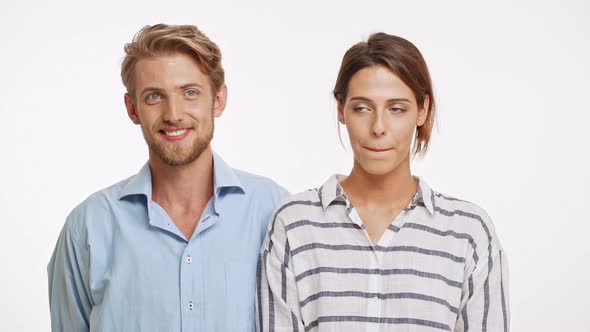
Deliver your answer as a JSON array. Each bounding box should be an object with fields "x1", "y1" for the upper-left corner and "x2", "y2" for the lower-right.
[{"x1": 149, "y1": 146, "x2": 215, "y2": 210}]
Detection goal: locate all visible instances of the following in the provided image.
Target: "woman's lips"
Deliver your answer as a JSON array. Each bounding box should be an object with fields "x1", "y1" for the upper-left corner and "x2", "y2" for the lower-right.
[{"x1": 364, "y1": 146, "x2": 393, "y2": 152}]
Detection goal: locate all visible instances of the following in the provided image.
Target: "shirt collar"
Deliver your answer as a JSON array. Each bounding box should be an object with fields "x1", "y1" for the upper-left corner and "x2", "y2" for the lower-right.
[
  {"x1": 212, "y1": 152, "x2": 245, "y2": 197},
  {"x1": 319, "y1": 174, "x2": 348, "y2": 211},
  {"x1": 319, "y1": 174, "x2": 435, "y2": 215},
  {"x1": 412, "y1": 176, "x2": 436, "y2": 215},
  {"x1": 118, "y1": 162, "x2": 153, "y2": 200},
  {"x1": 117, "y1": 152, "x2": 245, "y2": 202}
]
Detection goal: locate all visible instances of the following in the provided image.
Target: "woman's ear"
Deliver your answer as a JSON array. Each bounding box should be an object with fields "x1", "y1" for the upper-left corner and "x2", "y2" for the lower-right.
[
  {"x1": 337, "y1": 101, "x2": 345, "y2": 124},
  {"x1": 417, "y1": 95, "x2": 430, "y2": 127}
]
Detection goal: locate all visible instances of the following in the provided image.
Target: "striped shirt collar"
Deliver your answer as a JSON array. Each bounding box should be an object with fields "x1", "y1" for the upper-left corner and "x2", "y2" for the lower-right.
[{"x1": 318, "y1": 174, "x2": 436, "y2": 215}]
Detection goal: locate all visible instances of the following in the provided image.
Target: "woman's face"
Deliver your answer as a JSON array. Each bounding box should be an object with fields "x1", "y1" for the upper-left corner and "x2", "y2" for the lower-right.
[{"x1": 339, "y1": 65, "x2": 429, "y2": 175}]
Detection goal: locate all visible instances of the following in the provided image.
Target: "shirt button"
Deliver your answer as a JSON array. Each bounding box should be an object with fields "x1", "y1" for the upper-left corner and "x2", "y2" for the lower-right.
[
  {"x1": 188, "y1": 301, "x2": 194, "y2": 310},
  {"x1": 186, "y1": 255, "x2": 192, "y2": 264}
]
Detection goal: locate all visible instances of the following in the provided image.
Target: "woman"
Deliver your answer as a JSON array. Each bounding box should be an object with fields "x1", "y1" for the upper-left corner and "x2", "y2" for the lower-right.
[{"x1": 257, "y1": 33, "x2": 509, "y2": 332}]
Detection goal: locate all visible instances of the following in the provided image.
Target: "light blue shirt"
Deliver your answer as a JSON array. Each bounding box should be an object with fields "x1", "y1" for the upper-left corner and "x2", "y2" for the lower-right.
[{"x1": 48, "y1": 153, "x2": 288, "y2": 332}]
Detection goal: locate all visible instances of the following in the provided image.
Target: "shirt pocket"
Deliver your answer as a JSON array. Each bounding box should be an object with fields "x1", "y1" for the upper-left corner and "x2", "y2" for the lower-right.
[{"x1": 225, "y1": 260, "x2": 256, "y2": 332}]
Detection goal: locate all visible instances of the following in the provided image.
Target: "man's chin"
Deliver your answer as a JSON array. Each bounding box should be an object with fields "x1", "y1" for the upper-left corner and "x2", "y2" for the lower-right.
[
  {"x1": 153, "y1": 146, "x2": 210, "y2": 167},
  {"x1": 157, "y1": 152, "x2": 200, "y2": 167},
  {"x1": 145, "y1": 133, "x2": 213, "y2": 167}
]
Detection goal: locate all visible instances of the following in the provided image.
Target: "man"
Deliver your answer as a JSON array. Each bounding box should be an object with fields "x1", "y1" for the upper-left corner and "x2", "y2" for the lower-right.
[{"x1": 48, "y1": 24, "x2": 288, "y2": 331}]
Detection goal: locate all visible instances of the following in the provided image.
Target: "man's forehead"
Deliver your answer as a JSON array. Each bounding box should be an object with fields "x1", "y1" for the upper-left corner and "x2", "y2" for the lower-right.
[{"x1": 134, "y1": 53, "x2": 209, "y2": 87}]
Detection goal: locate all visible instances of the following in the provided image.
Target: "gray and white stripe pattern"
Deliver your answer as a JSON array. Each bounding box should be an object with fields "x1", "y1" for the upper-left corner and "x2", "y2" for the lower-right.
[{"x1": 257, "y1": 175, "x2": 509, "y2": 332}]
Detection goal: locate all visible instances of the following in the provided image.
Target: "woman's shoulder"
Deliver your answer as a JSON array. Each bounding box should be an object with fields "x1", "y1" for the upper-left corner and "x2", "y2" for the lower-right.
[
  {"x1": 427, "y1": 185, "x2": 503, "y2": 250},
  {"x1": 430, "y1": 188, "x2": 491, "y2": 222},
  {"x1": 273, "y1": 187, "x2": 322, "y2": 212},
  {"x1": 269, "y1": 179, "x2": 337, "y2": 226},
  {"x1": 417, "y1": 177, "x2": 489, "y2": 217}
]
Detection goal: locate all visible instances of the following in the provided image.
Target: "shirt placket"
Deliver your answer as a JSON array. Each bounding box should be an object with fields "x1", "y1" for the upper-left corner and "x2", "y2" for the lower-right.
[
  {"x1": 180, "y1": 203, "x2": 215, "y2": 331},
  {"x1": 180, "y1": 239, "x2": 197, "y2": 331},
  {"x1": 347, "y1": 205, "x2": 382, "y2": 332}
]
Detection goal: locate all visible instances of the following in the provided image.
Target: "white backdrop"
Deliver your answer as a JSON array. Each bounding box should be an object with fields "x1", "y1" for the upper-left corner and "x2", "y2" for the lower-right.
[{"x1": 1, "y1": 0, "x2": 589, "y2": 331}]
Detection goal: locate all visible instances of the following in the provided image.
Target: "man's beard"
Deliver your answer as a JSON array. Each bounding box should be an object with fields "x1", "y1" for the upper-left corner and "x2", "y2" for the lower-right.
[{"x1": 142, "y1": 123, "x2": 214, "y2": 167}]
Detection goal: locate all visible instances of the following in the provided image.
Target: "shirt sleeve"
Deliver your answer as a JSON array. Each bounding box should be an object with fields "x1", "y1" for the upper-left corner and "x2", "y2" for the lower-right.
[
  {"x1": 47, "y1": 222, "x2": 93, "y2": 332},
  {"x1": 256, "y1": 210, "x2": 305, "y2": 332},
  {"x1": 455, "y1": 233, "x2": 510, "y2": 331}
]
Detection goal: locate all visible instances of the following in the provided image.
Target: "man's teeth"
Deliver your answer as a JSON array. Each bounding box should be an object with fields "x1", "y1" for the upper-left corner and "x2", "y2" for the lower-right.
[{"x1": 164, "y1": 129, "x2": 187, "y2": 137}]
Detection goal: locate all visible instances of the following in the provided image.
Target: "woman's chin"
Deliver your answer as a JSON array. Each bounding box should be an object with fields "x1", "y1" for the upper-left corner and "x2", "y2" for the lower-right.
[{"x1": 358, "y1": 160, "x2": 400, "y2": 176}]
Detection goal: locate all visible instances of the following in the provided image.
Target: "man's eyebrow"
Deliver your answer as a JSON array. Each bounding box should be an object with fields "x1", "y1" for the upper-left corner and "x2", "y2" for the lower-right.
[
  {"x1": 349, "y1": 96, "x2": 372, "y2": 102},
  {"x1": 139, "y1": 87, "x2": 163, "y2": 95},
  {"x1": 179, "y1": 83, "x2": 204, "y2": 89}
]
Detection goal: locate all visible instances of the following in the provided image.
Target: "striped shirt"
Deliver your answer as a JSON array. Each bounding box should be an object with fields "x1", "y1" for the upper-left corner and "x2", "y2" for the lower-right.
[{"x1": 257, "y1": 175, "x2": 509, "y2": 332}]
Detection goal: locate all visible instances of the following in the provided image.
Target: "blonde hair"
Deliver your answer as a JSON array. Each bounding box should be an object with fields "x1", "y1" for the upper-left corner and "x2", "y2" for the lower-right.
[{"x1": 121, "y1": 24, "x2": 224, "y2": 97}]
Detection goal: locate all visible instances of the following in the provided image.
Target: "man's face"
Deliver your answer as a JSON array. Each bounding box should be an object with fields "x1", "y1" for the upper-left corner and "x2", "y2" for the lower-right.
[{"x1": 125, "y1": 52, "x2": 226, "y2": 167}]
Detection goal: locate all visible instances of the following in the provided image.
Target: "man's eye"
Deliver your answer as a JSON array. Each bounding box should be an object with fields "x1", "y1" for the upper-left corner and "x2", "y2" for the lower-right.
[
  {"x1": 148, "y1": 93, "x2": 162, "y2": 101},
  {"x1": 186, "y1": 89, "x2": 198, "y2": 97},
  {"x1": 353, "y1": 106, "x2": 370, "y2": 112}
]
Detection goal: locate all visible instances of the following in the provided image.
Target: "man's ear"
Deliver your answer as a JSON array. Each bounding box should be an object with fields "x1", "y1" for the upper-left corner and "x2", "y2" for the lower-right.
[
  {"x1": 124, "y1": 93, "x2": 141, "y2": 125},
  {"x1": 213, "y1": 84, "x2": 228, "y2": 118},
  {"x1": 417, "y1": 95, "x2": 430, "y2": 127}
]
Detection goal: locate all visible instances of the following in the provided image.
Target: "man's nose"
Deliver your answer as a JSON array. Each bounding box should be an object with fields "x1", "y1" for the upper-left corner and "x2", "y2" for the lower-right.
[{"x1": 162, "y1": 97, "x2": 183, "y2": 123}]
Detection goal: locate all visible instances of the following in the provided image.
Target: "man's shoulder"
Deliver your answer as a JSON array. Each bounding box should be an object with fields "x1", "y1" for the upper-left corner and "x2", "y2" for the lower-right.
[
  {"x1": 232, "y1": 168, "x2": 289, "y2": 199},
  {"x1": 74, "y1": 175, "x2": 135, "y2": 210},
  {"x1": 64, "y1": 175, "x2": 136, "y2": 238}
]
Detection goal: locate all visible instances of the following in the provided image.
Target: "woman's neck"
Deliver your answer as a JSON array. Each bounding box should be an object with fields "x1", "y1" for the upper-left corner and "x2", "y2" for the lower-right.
[{"x1": 340, "y1": 159, "x2": 417, "y2": 209}]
